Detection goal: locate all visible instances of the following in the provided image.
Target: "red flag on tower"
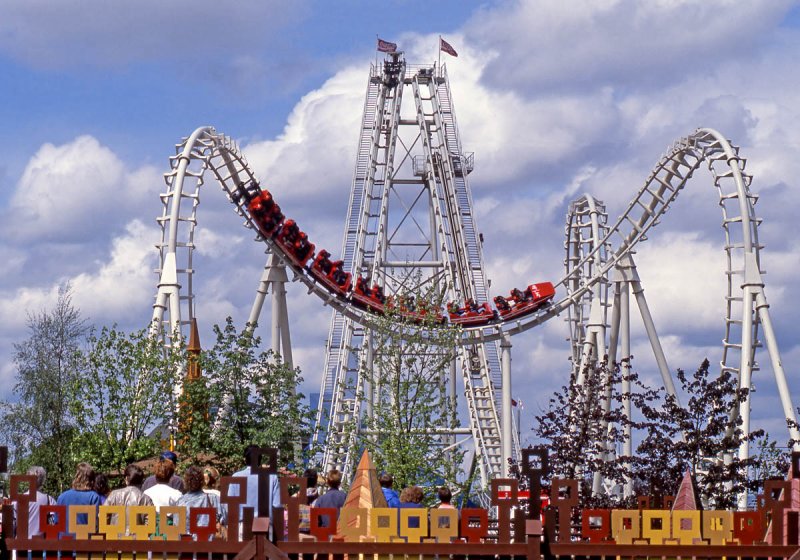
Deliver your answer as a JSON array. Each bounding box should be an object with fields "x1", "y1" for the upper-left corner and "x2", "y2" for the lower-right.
[
  {"x1": 440, "y1": 37, "x2": 458, "y2": 57},
  {"x1": 377, "y1": 38, "x2": 397, "y2": 53}
]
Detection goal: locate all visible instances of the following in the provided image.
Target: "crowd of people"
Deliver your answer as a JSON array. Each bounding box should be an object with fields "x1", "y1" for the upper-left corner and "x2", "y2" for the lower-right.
[{"x1": 20, "y1": 445, "x2": 459, "y2": 539}]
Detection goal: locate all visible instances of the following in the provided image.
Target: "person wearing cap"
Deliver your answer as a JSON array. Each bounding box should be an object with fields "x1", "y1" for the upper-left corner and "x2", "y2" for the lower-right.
[{"x1": 142, "y1": 450, "x2": 185, "y2": 493}]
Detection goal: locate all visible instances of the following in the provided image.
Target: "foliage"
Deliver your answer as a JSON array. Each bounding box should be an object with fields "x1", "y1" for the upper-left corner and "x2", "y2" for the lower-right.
[
  {"x1": 745, "y1": 432, "x2": 790, "y2": 504},
  {"x1": 350, "y1": 288, "x2": 465, "y2": 496},
  {"x1": 176, "y1": 317, "x2": 313, "y2": 474},
  {"x1": 533, "y1": 358, "x2": 633, "y2": 507},
  {"x1": 632, "y1": 359, "x2": 763, "y2": 509},
  {"x1": 533, "y1": 356, "x2": 766, "y2": 509},
  {"x1": 0, "y1": 285, "x2": 87, "y2": 494},
  {"x1": 70, "y1": 325, "x2": 184, "y2": 476}
]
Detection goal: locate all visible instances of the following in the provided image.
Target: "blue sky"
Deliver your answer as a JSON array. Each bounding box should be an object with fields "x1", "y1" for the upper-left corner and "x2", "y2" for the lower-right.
[{"x1": 2, "y1": 0, "x2": 800, "y2": 449}]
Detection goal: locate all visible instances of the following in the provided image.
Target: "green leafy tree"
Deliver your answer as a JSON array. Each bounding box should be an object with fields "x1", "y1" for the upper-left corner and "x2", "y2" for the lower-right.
[
  {"x1": 351, "y1": 291, "x2": 464, "y2": 495},
  {"x1": 176, "y1": 318, "x2": 313, "y2": 474},
  {"x1": 0, "y1": 285, "x2": 88, "y2": 494},
  {"x1": 70, "y1": 325, "x2": 184, "y2": 475}
]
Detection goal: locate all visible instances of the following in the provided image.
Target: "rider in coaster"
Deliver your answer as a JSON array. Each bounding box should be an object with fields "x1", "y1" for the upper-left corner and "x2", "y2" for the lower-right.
[
  {"x1": 294, "y1": 231, "x2": 313, "y2": 261},
  {"x1": 511, "y1": 288, "x2": 527, "y2": 304},
  {"x1": 356, "y1": 276, "x2": 370, "y2": 296},
  {"x1": 447, "y1": 301, "x2": 463, "y2": 315},
  {"x1": 315, "y1": 250, "x2": 333, "y2": 274},
  {"x1": 331, "y1": 266, "x2": 348, "y2": 287},
  {"x1": 281, "y1": 219, "x2": 300, "y2": 244},
  {"x1": 494, "y1": 295, "x2": 511, "y2": 312},
  {"x1": 263, "y1": 205, "x2": 283, "y2": 233}
]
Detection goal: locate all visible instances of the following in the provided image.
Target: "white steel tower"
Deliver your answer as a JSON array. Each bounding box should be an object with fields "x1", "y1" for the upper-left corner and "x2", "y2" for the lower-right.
[{"x1": 314, "y1": 53, "x2": 510, "y2": 486}]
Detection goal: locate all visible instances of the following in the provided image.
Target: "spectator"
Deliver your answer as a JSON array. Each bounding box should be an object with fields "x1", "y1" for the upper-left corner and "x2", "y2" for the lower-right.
[
  {"x1": 106, "y1": 464, "x2": 154, "y2": 532},
  {"x1": 232, "y1": 445, "x2": 280, "y2": 521},
  {"x1": 106, "y1": 465, "x2": 153, "y2": 507},
  {"x1": 142, "y1": 451, "x2": 185, "y2": 492},
  {"x1": 93, "y1": 474, "x2": 111, "y2": 505},
  {"x1": 177, "y1": 466, "x2": 226, "y2": 534},
  {"x1": 144, "y1": 459, "x2": 182, "y2": 512},
  {"x1": 57, "y1": 463, "x2": 102, "y2": 524},
  {"x1": 203, "y1": 466, "x2": 221, "y2": 498},
  {"x1": 399, "y1": 486, "x2": 424, "y2": 508},
  {"x1": 25, "y1": 466, "x2": 56, "y2": 538},
  {"x1": 437, "y1": 486, "x2": 455, "y2": 509},
  {"x1": 303, "y1": 468, "x2": 319, "y2": 505},
  {"x1": 312, "y1": 470, "x2": 347, "y2": 511},
  {"x1": 379, "y1": 473, "x2": 400, "y2": 507},
  {"x1": 399, "y1": 485, "x2": 425, "y2": 529},
  {"x1": 298, "y1": 468, "x2": 319, "y2": 535}
]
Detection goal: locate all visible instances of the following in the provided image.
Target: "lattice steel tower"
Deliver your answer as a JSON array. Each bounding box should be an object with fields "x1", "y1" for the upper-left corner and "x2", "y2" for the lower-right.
[{"x1": 313, "y1": 53, "x2": 513, "y2": 486}]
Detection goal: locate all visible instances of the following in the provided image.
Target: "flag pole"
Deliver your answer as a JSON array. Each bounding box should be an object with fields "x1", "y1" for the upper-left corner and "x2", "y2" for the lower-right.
[
  {"x1": 438, "y1": 35, "x2": 441, "y2": 73},
  {"x1": 375, "y1": 34, "x2": 379, "y2": 71}
]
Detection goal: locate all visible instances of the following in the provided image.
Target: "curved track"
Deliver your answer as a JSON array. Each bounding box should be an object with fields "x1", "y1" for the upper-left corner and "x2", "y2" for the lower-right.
[
  {"x1": 154, "y1": 128, "x2": 785, "y2": 345},
  {"x1": 151, "y1": 126, "x2": 800, "y2": 486},
  {"x1": 560, "y1": 129, "x2": 800, "y2": 499}
]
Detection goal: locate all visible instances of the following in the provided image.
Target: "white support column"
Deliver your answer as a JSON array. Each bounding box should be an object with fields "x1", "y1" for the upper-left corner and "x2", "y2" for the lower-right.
[
  {"x1": 500, "y1": 334, "x2": 513, "y2": 477},
  {"x1": 755, "y1": 290, "x2": 800, "y2": 445},
  {"x1": 620, "y1": 283, "x2": 633, "y2": 498},
  {"x1": 247, "y1": 255, "x2": 272, "y2": 332},
  {"x1": 156, "y1": 252, "x2": 182, "y2": 341},
  {"x1": 365, "y1": 330, "x2": 374, "y2": 419},
  {"x1": 616, "y1": 254, "x2": 679, "y2": 402}
]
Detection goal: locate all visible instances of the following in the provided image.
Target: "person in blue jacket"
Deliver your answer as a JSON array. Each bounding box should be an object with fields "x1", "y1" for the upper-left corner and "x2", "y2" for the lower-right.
[
  {"x1": 379, "y1": 473, "x2": 400, "y2": 507},
  {"x1": 56, "y1": 463, "x2": 102, "y2": 526}
]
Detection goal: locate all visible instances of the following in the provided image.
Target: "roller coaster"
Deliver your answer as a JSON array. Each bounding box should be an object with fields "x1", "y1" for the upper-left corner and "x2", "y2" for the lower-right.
[{"x1": 150, "y1": 52, "x2": 799, "y2": 505}]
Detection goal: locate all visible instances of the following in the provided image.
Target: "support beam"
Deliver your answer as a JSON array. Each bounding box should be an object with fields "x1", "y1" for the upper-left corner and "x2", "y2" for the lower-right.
[{"x1": 500, "y1": 334, "x2": 513, "y2": 477}]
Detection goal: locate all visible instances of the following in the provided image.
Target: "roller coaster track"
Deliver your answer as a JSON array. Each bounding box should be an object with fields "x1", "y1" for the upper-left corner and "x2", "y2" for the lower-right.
[{"x1": 152, "y1": 125, "x2": 799, "y2": 499}]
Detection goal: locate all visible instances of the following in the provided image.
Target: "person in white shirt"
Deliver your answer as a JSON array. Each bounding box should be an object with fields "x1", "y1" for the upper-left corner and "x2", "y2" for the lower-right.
[
  {"x1": 26, "y1": 466, "x2": 56, "y2": 538},
  {"x1": 144, "y1": 458, "x2": 182, "y2": 511}
]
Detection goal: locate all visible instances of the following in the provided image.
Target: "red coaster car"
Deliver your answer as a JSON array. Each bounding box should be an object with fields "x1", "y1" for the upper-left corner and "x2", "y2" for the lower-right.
[
  {"x1": 310, "y1": 250, "x2": 352, "y2": 296},
  {"x1": 247, "y1": 190, "x2": 284, "y2": 237},
  {"x1": 494, "y1": 282, "x2": 555, "y2": 321},
  {"x1": 447, "y1": 299, "x2": 498, "y2": 326},
  {"x1": 351, "y1": 276, "x2": 385, "y2": 313},
  {"x1": 273, "y1": 219, "x2": 315, "y2": 267},
  {"x1": 386, "y1": 296, "x2": 446, "y2": 324}
]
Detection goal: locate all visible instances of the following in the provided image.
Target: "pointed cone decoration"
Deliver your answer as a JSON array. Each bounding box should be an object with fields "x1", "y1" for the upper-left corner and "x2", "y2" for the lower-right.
[
  {"x1": 672, "y1": 470, "x2": 702, "y2": 511},
  {"x1": 187, "y1": 318, "x2": 202, "y2": 380},
  {"x1": 338, "y1": 450, "x2": 387, "y2": 531}
]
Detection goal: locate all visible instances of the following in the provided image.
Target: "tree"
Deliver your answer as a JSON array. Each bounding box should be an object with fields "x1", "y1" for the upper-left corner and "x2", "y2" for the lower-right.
[
  {"x1": 533, "y1": 358, "x2": 633, "y2": 507},
  {"x1": 350, "y1": 290, "x2": 465, "y2": 495},
  {"x1": 176, "y1": 318, "x2": 313, "y2": 474},
  {"x1": 633, "y1": 359, "x2": 763, "y2": 509},
  {"x1": 0, "y1": 285, "x2": 88, "y2": 494},
  {"x1": 70, "y1": 325, "x2": 184, "y2": 475}
]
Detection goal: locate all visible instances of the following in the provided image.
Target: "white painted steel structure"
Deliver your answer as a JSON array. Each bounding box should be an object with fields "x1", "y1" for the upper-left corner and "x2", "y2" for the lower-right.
[
  {"x1": 562, "y1": 129, "x2": 800, "y2": 506},
  {"x1": 149, "y1": 64, "x2": 798, "y2": 504}
]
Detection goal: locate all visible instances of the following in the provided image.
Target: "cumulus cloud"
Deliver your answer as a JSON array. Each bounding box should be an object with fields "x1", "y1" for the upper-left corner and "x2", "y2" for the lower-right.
[
  {"x1": 243, "y1": 67, "x2": 363, "y2": 209},
  {"x1": 3, "y1": 135, "x2": 160, "y2": 243},
  {"x1": 467, "y1": 0, "x2": 793, "y2": 95}
]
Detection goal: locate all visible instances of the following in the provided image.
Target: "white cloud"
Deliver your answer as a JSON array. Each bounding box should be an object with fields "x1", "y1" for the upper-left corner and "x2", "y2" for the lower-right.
[
  {"x1": 468, "y1": 0, "x2": 793, "y2": 95},
  {"x1": 70, "y1": 219, "x2": 158, "y2": 322},
  {"x1": 3, "y1": 135, "x2": 160, "y2": 243},
  {"x1": 243, "y1": 67, "x2": 364, "y2": 215}
]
